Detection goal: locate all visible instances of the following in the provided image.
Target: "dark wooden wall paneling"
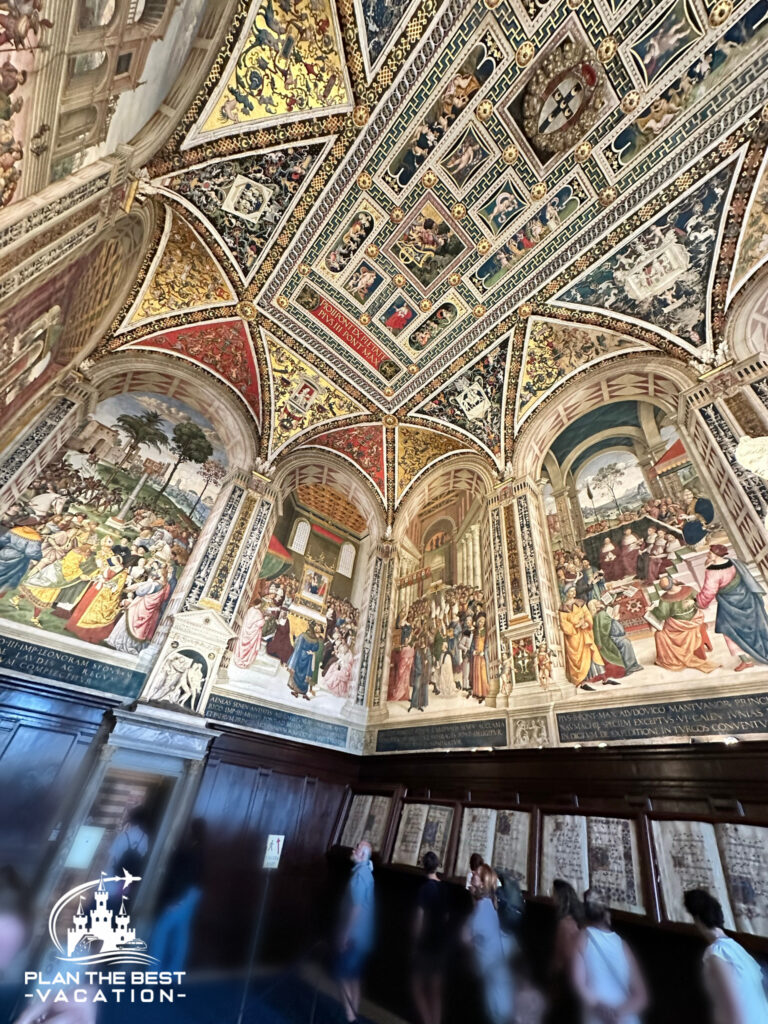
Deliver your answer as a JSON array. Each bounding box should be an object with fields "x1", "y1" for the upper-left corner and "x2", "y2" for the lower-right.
[
  {"x1": 2, "y1": 679, "x2": 768, "y2": 1023},
  {"x1": 0, "y1": 676, "x2": 111, "y2": 879}
]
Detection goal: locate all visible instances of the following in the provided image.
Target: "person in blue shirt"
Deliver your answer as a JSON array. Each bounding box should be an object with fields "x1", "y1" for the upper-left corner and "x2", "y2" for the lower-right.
[{"x1": 336, "y1": 841, "x2": 375, "y2": 1024}]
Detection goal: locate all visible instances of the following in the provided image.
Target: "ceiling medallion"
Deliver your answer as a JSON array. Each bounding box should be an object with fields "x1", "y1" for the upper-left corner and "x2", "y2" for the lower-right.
[
  {"x1": 366, "y1": 243, "x2": 380, "y2": 258},
  {"x1": 393, "y1": 273, "x2": 407, "y2": 287},
  {"x1": 360, "y1": 313, "x2": 371, "y2": 325},
  {"x1": 476, "y1": 99, "x2": 494, "y2": 121},
  {"x1": 391, "y1": 207, "x2": 405, "y2": 223},
  {"x1": 472, "y1": 304, "x2": 486, "y2": 318},
  {"x1": 709, "y1": 0, "x2": 732, "y2": 26},
  {"x1": 276, "y1": 295, "x2": 290, "y2": 308},
  {"x1": 353, "y1": 105, "x2": 370, "y2": 127},
  {"x1": 517, "y1": 302, "x2": 533, "y2": 317},
  {"x1": 421, "y1": 169, "x2": 438, "y2": 188},
  {"x1": 621, "y1": 90, "x2": 641, "y2": 115},
  {"x1": 574, "y1": 140, "x2": 592, "y2": 163},
  {"x1": 523, "y1": 42, "x2": 607, "y2": 156},
  {"x1": 419, "y1": 298, "x2": 433, "y2": 313},
  {"x1": 484, "y1": 0, "x2": 501, "y2": 8},
  {"x1": 383, "y1": 414, "x2": 398, "y2": 425},
  {"x1": 237, "y1": 301, "x2": 256, "y2": 320},
  {"x1": 408, "y1": 363, "x2": 419, "y2": 374},
  {"x1": 599, "y1": 185, "x2": 618, "y2": 206},
  {"x1": 567, "y1": 0, "x2": 581, "y2": 7},
  {"x1": 449, "y1": 272, "x2": 462, "y2": 286},
  {"x1": 530, "y1": 181, "x2": 547, "y2": 200},
  {"x1": 597, "y1": 36, "x2": 618, "y2": 63},
  {"x1": 357, "y1": 171, "x2": 373, "y2": 190},
  {"x1": 298, "y1": 262, "x2": 311, "y2": 276},
  {"x1": 477, "y1": 239, "x2": 491, "y2": 254},
  {"x1": 516, "y1": 41, "x2": 536, "y2": 68},
  {"x1": 452, "y1": 202, "x2": 467, "y2": 219},
  {"x1": 384, "y1": 386, "x2": 395, "y2": 397},
  {"x1": 502, "y1": 144, "x2": 519, "y2": 164}
]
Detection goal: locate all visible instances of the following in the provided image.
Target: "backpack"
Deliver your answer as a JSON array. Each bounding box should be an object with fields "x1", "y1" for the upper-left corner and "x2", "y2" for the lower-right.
[{"x1": 495, "y1": 869, "x2": 524, "y2": 934}]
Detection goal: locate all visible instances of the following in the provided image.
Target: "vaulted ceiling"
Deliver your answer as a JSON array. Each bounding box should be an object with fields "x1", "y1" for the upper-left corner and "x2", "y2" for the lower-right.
[{"x1": 100, "y1": 0, "x2": 768, "y2": 516}]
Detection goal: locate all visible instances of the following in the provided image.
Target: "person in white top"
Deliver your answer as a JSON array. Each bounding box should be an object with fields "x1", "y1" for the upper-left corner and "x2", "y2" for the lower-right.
[
  {"x1": 684, "y1": 888, "x2": 768, "y2": 1024},
  {"x1": 571, "y1": 890, "x2": 647, "y2": 1024}
]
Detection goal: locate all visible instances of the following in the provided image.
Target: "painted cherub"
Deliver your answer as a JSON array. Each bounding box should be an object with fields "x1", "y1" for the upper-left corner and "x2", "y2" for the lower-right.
[
  {"x1": 500, "y1": 641, "x2": 515, "y2": 697},
  {"x1": 536, "y1": 643, "x2": 552, "y2": 690}
]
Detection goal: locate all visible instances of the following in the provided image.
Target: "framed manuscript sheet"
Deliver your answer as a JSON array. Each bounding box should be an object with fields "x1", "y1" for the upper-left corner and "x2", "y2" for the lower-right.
[
  {"x1": 455, "y1": 807, "x2": 531, "y2": 888},
  {"x1": 340, "y1": 793, "x2": 393, "y2": 851},
  {"x1": 651, "y1": 820, "x2": 735, "y2": 929},
  {"x1": 716, "y1": 822, "x2": 768, "y2": 937},
  {"x1": 539, "y1": 815, "x2": 589, "y2": 898},
  {"x1": 391, "y1": 803, "x2": 454, "y2": 868},
  {"x1": 587, "y1": 816, "x2": 645, "y2": 915}
]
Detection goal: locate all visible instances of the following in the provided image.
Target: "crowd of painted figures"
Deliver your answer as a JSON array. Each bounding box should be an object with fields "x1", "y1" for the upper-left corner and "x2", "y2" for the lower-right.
[
  {"x1": 0, "y1": 460, "x2": 192, "y2": 653},
  {"x1": 231, "y1": 573, "x2": 359, "y2": 700},
  {"x1": 388, "y1": 584, "x2": 489, "y2": 710},
  {"x1": 582, "y1": 496, "x2": 694, "y2": 536},
  {"x1": 555, "y1": 528, "x2": 768, "y2": 691},
  {"x1": 554, "y1": 523, "x2": 684, "y2": 601}
]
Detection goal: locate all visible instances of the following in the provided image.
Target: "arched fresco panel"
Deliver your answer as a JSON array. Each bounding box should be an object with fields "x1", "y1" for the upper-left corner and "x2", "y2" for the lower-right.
[{"x1": 0, "y1": 391, "x2": 229, "y2": 660}]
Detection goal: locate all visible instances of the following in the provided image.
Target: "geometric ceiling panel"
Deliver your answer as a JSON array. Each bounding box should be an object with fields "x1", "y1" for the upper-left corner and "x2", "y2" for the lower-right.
[
  {"x1": 118, "y1": 208, "x2": 235, "y2": 333},
  {"x1": 155, "y1": 141, "x2": 332, "y2": 282},
  {"x1": 307, "y1": 423, "x2": 386, "y2": 499},
  {"x1": 266, "y1": 331, "x2": 365, "y2": 458},
  {"x1": 414, "y1": 338, "x2": 509, "y2": 465},
  {"x1": 184, "y1": 0, "x2": 353, "y2": 149},
  {"x1": 126, "y1": 318, "x2": 262, "y2": 428},
  {"x1": 516, "y1": 317, "x2": 655, "y2": 428},
  {"x1": 556, "y1": 158, "x2": 739, "y2": 349},
  {"x1": 396, "y1": 425, "x2": 469, "y2": 501}
]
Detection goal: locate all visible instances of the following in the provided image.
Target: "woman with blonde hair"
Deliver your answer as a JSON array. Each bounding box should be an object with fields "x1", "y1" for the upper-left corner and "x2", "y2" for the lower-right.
[{"x1": 467, "y1": 863, "x2": 515, "y2": 1023}]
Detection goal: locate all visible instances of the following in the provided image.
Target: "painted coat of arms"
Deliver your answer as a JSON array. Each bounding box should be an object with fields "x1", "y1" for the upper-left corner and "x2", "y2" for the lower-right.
[{"x1": 523, "y1": 41, "x2": 606, "y2": 156}]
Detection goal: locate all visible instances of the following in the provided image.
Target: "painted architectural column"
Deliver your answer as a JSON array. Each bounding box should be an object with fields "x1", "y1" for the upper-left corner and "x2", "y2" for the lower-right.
[
  {"x1": 142, "y1": 471, "x2": 278, "y2": 668},
  {"x1": 565, "y1": 477, "x2": 586, "y2": 537},
  {"x1": 634, "y1": 447, "x2": 665, "y2": 500},
  {"x1": 369, "y1": 544, "x2": 398, "y2": 719},
  {"x1": 351, "y1": 541, "x2": 393, "y2": 711},
  {"x1": 0, "y1": 375, "x2": 94, "y2": 511},
  {"x1": 501, "y1": 477, "x2": 563, "y2": 676},
  {"x1": 550, "y1": 486, "x2": 577, "y2": 550},
  {"x1": 470, "y1": 524, "x2": 481, "y2": 587}
]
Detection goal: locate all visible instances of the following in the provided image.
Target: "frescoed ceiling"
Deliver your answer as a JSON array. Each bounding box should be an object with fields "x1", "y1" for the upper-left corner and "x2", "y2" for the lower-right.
[{"x1": 101, "y1": 0, "x2": 768, "y2": 516}]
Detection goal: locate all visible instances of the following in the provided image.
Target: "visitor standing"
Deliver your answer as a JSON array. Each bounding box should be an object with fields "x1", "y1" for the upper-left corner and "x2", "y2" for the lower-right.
[
  {"x1": 571, "y1": 891, "x2": 647, "y2": 1024},
  {"x1": 411, "y1": 851, "x2": 449, "y2": 1024},
  {"x1": 684, "y1": 888, "x2": 768, "y2": 1024},
  {"x1": 335, "y1": 841, "x2": 376, "y2": 1024}
]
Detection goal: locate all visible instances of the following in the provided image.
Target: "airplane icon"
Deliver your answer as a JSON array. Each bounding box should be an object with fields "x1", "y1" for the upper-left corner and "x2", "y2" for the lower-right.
[{"x1": 120, "y1": 868, "x2": 141, "y2": 891}]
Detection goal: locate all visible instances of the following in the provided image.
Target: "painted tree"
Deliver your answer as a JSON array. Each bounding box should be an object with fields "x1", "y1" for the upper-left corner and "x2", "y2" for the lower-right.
[
  {"x1": 157, "y1": 420, "x2": 214, "y2": 498},
  {"x1": 592, "y1": 462, "x2": 626, "y2": 515},
  {"x1": 108, "y1": 410, "x2": 168, "y2": 482},
  {"x1": 189, "y1": 458, "x2": 227, "y2": 516}
]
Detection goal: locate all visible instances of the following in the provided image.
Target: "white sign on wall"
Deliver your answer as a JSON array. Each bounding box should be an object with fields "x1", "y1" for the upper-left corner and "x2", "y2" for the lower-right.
[{"x1": 263, "y1": 834, "x2": 285, "y2": 869}]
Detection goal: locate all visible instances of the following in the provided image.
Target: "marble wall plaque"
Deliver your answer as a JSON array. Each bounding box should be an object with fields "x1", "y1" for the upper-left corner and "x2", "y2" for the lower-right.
[
  {"x1": 557, "y1": 694, "x2": 768, "y2": 743},
  {"x1": 206, "y1": 693, "x2": 348, "y2": 748},
  {"x1": 376, "y1": 717, "x2": 507, "y2": 752}
]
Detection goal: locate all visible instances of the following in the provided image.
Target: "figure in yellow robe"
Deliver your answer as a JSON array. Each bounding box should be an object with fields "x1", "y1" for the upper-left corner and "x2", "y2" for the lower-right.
[
  {"x1": 559, "y1": 589, "x2": 605, "y2": 689},
  {"x1": 17, "y1": 546, "x2": 93, "y2": 614}
]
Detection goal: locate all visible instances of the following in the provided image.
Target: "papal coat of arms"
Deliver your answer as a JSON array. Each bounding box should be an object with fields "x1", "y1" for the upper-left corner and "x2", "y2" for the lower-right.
[{"x1": 523, "y1": 41, "x2": 606, "y2": 156}]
